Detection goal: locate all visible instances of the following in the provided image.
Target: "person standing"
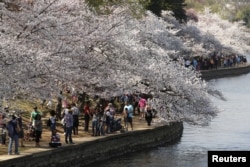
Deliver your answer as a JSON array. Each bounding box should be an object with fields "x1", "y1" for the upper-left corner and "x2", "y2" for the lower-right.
[
  {"x1": 185, "y1": 59, "x2": 191, "y2": 68},
  {"x1": 125, "y1": 107, "x2": 133, "y2": 131},
  {"x1": 96, "y1": 105, "x2": 104, "y2": 136},
  {"x1": 138, "y1": 96, "x2": 147, "y2": 120},
  {"x1": 7, "y1": 114, "x2": 19, "y2": 155},
  {"x1": 49, "y1": 110, "x2": 57, "y2": 132},
  {"x1": 64, "y1": 110, "x2": 74, "y2": 144},
  {"x1": 123, "y1": 102, "x2": 133, "y2": 130},
  {"x1": 91, "y1": 109, "x2": 98, "y2": 136},
  {"x1": 16, "y1": 113, "x2": 25, "y2": 147},
  {"x1": 192, "y1": 58, "x2": 198, "y2": 70},
  {"x1": 34, "y1": 114, "x2": 43, "y2": 147},
  {"x1": 0, "y1": 113, "x2": 7, "y2": 146},
  {"x1": 61, "y1": 106, "x2": 70, "y2": 135},
  {"x1": 104, "y1": 103, "x2": 116, "y2": 133},
  {"x1": 145, "y1": 105, "x2": 153, "y2": 126},
  {"x1": 71, "y1": 103, "x2": 79, "y2": 135},
  {"x1": 123, "y1": 103, "x2": 129, "y2": 129},
  {"x1": 71, "y1": 88, "x2": 78, "y2": 104},
  {"x1": 30, "y1": 106, "x2": 41, "y2": 125},
  {"x1": 83, "y1": 101, "x2": 91, "y2": 132},
  {"x1": 56, "y1": 91, "x2": 63, "y2": 120}
]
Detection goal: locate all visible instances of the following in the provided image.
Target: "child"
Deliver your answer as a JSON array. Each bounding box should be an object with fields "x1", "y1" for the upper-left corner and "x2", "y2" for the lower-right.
[{"x1": 49, "y1": 129, "x2": 61, "y2": 148}]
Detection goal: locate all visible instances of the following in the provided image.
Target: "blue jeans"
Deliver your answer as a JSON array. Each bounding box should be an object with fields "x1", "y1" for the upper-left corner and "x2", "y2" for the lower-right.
[
  {"x1": 50, "y1": 123, "x2": 56, "y2": 131},
  {"x1": 65, "y1": 126, "x2": 73, "y2": 143},
  {"x1": 8, "y1": 135, "x2": 19, "y2": 154},
  {"x1": 92, "y1": 120, "x2": 97, "y2": 136},
  {"x1": 98, "y1": 122, "x2": 105, "y2": 136},
  {"x1": 0, "y1": 132, "x2": 6, "y2": 144}
]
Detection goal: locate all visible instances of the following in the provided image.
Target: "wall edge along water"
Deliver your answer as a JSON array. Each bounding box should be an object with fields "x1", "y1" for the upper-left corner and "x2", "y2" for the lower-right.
[
  {"x1": 200, "y1": 64, "x2": 250, "y2": 80},
  {"x1": 0, "y1": 121, "x2": 183, "y2": 167}
]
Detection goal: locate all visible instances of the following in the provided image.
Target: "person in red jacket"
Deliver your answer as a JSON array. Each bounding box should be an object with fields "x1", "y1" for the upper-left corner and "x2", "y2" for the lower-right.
[{"x1": 83, "y1": 101, "x2": 91, "y2": 132}]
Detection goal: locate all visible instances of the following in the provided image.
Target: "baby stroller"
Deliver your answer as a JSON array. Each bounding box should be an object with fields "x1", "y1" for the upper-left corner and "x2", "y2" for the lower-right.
[
  {"x1": 49, "y1": 130, "x2": 62, "y2": 148},
  {"x1": 24, "y1": 123, "x2": 35, "y2": 141},
  {"x1": 110, "y1": 118, "x2": 123, "y2": 132}
]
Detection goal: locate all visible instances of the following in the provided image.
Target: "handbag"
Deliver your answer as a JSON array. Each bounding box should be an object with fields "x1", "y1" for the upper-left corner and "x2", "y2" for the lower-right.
[{"x1": 15, "y1": 124, "x2": 21, "y2": 134}]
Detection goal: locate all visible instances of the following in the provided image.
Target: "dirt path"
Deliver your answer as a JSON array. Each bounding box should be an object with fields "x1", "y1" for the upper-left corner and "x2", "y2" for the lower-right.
[{"x1": 0, "y1": 113, "x2": 153, "y2": 156}]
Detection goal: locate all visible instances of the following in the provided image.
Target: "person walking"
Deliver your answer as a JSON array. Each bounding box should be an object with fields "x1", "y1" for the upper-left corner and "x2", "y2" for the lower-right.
[{"x1": 7, "y1": 114, "x2": 19, "y2": 155}]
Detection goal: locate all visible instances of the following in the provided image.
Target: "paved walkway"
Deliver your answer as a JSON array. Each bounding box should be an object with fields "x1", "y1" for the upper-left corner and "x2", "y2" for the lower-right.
[{"x1": 0, "y1": 114, "x2": 156, "y2": 161}]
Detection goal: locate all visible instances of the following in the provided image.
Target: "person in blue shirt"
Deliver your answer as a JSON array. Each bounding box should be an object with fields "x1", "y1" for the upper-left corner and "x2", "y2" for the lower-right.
[{"x1": 125, "y1": 103, "x2": 134, "y2": 131}]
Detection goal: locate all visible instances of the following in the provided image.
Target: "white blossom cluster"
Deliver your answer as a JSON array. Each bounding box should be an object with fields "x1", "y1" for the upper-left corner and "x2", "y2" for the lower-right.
[
  {"x1": 172, "y1": 7, "x2": 250, "y2": 56},
  {"x1": 0, "y1": 0, "x2": 249, "y2": 125}
]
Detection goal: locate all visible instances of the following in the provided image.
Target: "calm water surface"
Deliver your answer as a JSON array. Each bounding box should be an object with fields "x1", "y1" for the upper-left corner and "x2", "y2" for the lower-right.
[{"x1": 89, "y1": 72, "x2": 250, "y2": 167}]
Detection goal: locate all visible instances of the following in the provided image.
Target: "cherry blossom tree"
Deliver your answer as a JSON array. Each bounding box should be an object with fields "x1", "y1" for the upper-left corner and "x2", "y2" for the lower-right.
[
  {"x1": 1, "y1": 0, "x2": 248, "y2": 125},
  {"x1": 162, "y1": 8, "x2": 250, "y2": 57},
  {"x1": 194, "y1": 8, "x2": 250, "y2": 55}
]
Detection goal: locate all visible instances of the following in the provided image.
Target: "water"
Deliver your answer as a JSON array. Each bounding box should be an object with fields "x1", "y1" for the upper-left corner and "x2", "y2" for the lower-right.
[{"x1": 90, "y1": 72, "x2": 250, "y2": 167}]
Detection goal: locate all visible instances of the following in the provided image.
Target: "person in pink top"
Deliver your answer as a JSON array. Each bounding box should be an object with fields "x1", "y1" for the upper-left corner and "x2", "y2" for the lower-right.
[{"x1": 138, "y1": 96, "x2": 147, "y2": 119}]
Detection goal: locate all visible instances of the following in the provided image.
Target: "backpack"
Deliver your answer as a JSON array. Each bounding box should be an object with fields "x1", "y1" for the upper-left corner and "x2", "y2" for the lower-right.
[
  {"x1": 146, "y1": 110, "x2": 152, "y2": 118},
  {"x1": 16, "y1": 118, "x2": 22, "y2": 134},
  {"x1": 7, "y1": 121, "x2": 14, "y2": 138},
  {"x1": 47, "y1": 118, "x2": 52, "y2": 127}
]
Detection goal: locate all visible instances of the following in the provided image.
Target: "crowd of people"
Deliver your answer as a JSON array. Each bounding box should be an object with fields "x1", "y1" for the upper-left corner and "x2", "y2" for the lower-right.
[
  {"x1": 0, "y1": 90, "x2": 156, "y2": 155},
  {"x1": 184, "y1": 52, "x2": 248, "y2": 71},
  {"x1": 0, "y1": 109, "x2": 24, "y2": 155},
  {"x1": 3, "y1": 53, "x2": 247, "y2": 155}
]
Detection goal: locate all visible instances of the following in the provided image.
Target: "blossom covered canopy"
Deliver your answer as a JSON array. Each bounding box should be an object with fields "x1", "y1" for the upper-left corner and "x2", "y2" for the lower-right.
[{"x1": 0, "y1": 0, "x2": 249, "y2": 125}]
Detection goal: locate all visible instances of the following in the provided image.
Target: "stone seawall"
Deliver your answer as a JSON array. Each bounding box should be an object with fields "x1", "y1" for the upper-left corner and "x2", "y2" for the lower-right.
[
  {"x1": 201, "y1": 64, "x2": 250, "y2": 80},
  {"x1": 0, "y1": 121, "x2": 183, "y2": 167}
]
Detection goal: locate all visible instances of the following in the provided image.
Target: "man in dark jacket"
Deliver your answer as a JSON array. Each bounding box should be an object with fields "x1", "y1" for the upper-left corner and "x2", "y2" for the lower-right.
[{"x1": 7, "y1": 114, "x2": 19, "y2": 155}]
